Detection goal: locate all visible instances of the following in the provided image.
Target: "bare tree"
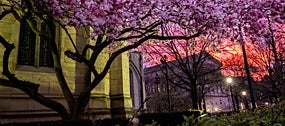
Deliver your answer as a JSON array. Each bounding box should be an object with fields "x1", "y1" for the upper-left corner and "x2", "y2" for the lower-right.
[{"x1": 143, "y1": 37, "x2": 222, "y2": 110}]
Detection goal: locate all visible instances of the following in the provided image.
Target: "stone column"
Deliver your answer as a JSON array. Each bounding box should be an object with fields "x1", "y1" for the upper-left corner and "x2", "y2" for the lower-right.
[
  {"x1": 75, "y1": 27, "x2": 89, "y2": 95},
  {"x1": 129, "y1": 52, "x2": 145, "y2": 113},
  {"x1": 110, "y1": 52, "x2": 133, "y2": 119}
]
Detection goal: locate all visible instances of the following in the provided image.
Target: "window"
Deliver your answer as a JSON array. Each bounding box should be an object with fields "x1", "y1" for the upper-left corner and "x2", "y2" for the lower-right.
[{"x1": 17, "y1": 20, "x2": 55, "y2": 69}]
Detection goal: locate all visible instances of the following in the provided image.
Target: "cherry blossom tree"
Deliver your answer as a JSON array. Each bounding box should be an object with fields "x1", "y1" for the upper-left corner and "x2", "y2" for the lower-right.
[
  {"x1": 216, "y1": 0, "x2": 285, "y2": 109},
  {"x1": 1, "y1": 0, "x2": 284, "y2": 120},
  {"x1": 0, "y1": 0, "x2": 223, "y2": 120}
]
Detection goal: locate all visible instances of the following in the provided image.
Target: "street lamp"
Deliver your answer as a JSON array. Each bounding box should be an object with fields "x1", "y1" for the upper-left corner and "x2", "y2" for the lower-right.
[
  {"x1": 226, "y1": 77, "x2": 233, "y2": 84},
  {"x1": 265, "y1": 102, "x2": 269, "y2": 106},
  {"x1": 154, "y1": 73, "x2": 161, "y2": 112},
  {"x1": 241, "y1": 91, "x2": 246, "y2": 96},
  {"x1": 241, "y1": 91, "x2": 249, "y2": 110},
  {"x1": 161, "y1": 55, "x2": 171, "y2": 112},
  {"x1": 226, "y1": 77, "x2": 236, "y2": 112},
  {"x1": 154, "y1": 74, "x2": 160, "y2": 95}
]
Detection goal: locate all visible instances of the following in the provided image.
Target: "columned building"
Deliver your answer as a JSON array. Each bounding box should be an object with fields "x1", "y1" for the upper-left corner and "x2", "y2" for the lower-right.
[{"x1": 144, "y1": 52, "x2": 232, "y2": 113}]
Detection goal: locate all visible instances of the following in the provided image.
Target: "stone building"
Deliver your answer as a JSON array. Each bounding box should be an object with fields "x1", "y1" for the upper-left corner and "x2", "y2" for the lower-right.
[
  {"x1": 129, "y1": 51, "x2": 146, "y2": 114},
  {"x1": 0, "y1": 11, "x2": 132, "y2": 122},
  {"x1": 144, "y1": 52, "x2": 232, "y2": 113}
]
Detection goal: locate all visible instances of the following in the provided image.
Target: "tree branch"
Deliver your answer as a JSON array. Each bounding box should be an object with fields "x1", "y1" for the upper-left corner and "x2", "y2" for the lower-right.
[
  {"x1": 149, "y1": 33, "x2": 201, "y2": 41},
  {"x1": 45, "y1": 21, "x2": 75, "y2": 114},
  {"x1": 0, "y1": 9, "x2": 12, "y2": 20}
]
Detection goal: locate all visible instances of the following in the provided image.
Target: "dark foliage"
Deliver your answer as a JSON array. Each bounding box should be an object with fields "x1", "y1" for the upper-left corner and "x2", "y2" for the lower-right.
[
  {"x1": 138, "y1": 111, "x2": 201, "y2": 126},
  {"x1": 93, "y1": 118, "x2": 130, "y2": 126},
  {"x1": 0, "y1": 118, "x2": 132, "y2": 126},
  {"x1": 0, "y1": 120, "x2": 92, "y2": 126}
]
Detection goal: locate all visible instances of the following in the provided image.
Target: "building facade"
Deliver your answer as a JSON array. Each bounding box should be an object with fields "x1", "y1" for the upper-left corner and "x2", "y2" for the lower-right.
[
  {"x1": 0, "y1": 12, "x2": 132, "y2": 122},
  {"x1": 204, "y1": 85, "x2": 232, "y2": 113},
  {"x1": 144, "y1": 52, "x2": 232, "y2": 113}
]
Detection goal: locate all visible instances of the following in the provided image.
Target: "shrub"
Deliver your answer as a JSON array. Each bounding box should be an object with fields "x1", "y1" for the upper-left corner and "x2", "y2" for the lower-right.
[
  {"x1": 186, "y1": 102, "x2": 285, "y2": 126},
  {"x1": 138, "y1": 111, "x2": 201, "y2": 126},
  {"x1": 0, "y1": 120, "x2": 92, "y2": 126},
  {"x1": 93, "y1": 118, "x2": 130, "y2": 126}
]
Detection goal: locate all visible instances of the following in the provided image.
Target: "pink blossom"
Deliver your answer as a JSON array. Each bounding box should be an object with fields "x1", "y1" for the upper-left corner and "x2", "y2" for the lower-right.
[{"x1": 26, "y1": 0, "x2": 285, "y2": 41}]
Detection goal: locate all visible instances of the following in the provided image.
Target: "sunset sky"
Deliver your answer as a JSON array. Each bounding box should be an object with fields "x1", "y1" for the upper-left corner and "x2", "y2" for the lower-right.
[{"x1": 141, "y1": 38, "x2": 278, "y2": 81}]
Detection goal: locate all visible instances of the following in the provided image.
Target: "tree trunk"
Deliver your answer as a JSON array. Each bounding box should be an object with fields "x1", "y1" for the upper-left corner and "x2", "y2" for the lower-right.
[
  {"x1": 191, "y1": 83, "x2": 198, "y2": 109},
  {"x1": 239, "y1": 25, "x2": 256, "y2": 110},
  {"x1": 244, "y1": 99, "x2": 249, "y2": 110},
  {"x1": 268, "y1": 22, "x2": 285, "y2": 101},
  {"x1": 234, "y1": 95, "x2": 240, "y2": 112},
  {"x1": 198, "y1": 99, "x2": 202, "y2": 110}
]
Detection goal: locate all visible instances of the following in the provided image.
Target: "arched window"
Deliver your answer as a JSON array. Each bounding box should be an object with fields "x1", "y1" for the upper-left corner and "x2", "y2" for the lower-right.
[
  {"x1": 17, "y1": 20, "x2": 36, "y2": 66},
  {"x1": 17, "y1": 20, "x2": 55, "y2": 68},
  {"x1": 39, "y1": 21, "x2": 54, "y2": 67}
]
